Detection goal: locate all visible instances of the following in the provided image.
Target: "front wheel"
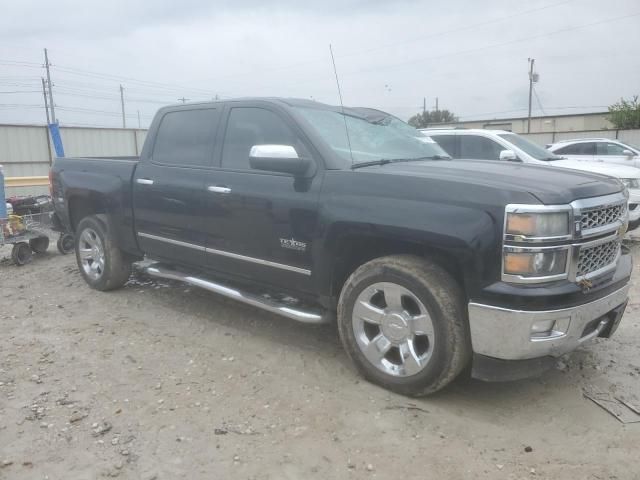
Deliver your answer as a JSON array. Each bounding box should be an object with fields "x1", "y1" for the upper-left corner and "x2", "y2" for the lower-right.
[
  {"x1": 337, "y1": 255, "x2": 471, "y2": 396},
  {"x1": 75, "y1": 215, "x2": 132, "y2": 291}
]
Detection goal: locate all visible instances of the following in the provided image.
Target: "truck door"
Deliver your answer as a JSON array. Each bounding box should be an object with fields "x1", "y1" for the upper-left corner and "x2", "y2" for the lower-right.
[
  {"x1": 133, "y1": 106, "x2": 221, "y2": 267},
  {"x1": 201, "y1": 104, "x2": 322, "y2": 293}
]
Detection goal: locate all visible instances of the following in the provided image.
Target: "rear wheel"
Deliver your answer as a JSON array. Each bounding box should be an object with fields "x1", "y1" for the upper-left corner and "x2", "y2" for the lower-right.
[
  {"x1": 29, "y1": 236, "x2": 50, "y2": 254},
  {"x1": 11, "y1": 242, "x2": 32, "y2": 266},
  {"x1": 337, "y1": 255, "x2": 471, "y2": 396},
  {"x1": 75, "y1": 215, "x2": 132, "y2": 291}
]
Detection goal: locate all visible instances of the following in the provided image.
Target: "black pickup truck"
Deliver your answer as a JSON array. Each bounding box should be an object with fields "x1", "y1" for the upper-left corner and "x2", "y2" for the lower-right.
[{"x1": 50, "y1": 98, "x2": 632, "y2": 396}]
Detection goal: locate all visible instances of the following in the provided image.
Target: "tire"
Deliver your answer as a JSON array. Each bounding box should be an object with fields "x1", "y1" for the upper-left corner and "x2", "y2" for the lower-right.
[
  {"x1": 11, "y1": 242, "x2": 33, "y2": 266},
  {"x1": 29, "y1": 236, "x2": 50, "y2": 254},
  {"x1": 57, "y1": 233, "x2": 75, "y2": 255},
  {"x1": 75, "y1": 215, "x2": 132, "y2": 291},
  {"x1": 337, "y1": 255, "x2": 471, "y2": 397}
]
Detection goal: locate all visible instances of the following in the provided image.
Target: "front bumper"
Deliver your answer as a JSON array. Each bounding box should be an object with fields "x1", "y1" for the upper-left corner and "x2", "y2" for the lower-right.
[{"x1": 467, "y1": 285, "x2": 629, "y2": 361}]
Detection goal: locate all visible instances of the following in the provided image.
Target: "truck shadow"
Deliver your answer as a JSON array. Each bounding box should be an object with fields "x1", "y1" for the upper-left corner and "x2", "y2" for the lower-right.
[{"x1": 125, "y1": 269, "x2": 619, "y2": 413}]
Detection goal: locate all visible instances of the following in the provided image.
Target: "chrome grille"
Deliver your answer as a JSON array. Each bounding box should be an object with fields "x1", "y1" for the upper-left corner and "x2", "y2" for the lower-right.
[
  {"x1": 580, "y1": 203, "x2": 625, "y2": 231},
  {"x1": 576, "y1": 239, "x2": 620, "y2": 278}
]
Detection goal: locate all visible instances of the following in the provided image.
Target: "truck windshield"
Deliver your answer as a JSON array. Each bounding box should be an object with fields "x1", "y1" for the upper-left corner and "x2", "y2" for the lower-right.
[
  {"x1": 296, "y1": 107, "x2": 449, "y2": 166},
  {"x1": 498, "y1": 133, "x2": 561, "y2": 161}
]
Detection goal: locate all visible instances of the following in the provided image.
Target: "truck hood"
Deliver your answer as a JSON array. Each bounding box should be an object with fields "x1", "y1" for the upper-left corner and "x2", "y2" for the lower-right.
[
  {"x1": 551, "y1": 159, "x2": 640, "y2": 179},
  {"x1": 358, "y1": 159, "x2": 622, "y2": 205}
]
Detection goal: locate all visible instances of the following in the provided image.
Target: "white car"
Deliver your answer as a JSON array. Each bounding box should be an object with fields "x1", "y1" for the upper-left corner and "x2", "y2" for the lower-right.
[
  {"x1": 420, "y1": 128, "x2": 640, "y2": 230},
  {"x1": 548, "y1": 138, "x2": 640, "y2": 169}
]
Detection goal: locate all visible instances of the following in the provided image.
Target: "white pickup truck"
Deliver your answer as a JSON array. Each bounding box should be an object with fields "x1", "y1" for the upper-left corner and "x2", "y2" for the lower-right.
[{"x1": 421, "y1": 128, "x2": 640, "y2": 230}]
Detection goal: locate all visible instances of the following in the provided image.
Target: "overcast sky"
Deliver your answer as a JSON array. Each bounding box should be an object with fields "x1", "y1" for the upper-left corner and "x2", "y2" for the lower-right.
[{"x1": 1, "y1": 0, "x2": 639, "y2": 128}]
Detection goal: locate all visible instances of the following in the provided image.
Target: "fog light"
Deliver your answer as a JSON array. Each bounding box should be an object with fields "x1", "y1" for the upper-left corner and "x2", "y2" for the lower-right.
[
  {"x1": 530, "y1": 317, "x2": 570, "y2": 340},
  {"x1": 531, "y1": 319, "x2": 555, "y2": 334}
]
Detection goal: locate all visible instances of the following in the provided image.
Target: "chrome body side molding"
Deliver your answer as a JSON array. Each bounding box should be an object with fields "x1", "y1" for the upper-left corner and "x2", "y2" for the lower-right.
[{"x1": 137, "y1": 231, "x2": 311, "y2": 275}]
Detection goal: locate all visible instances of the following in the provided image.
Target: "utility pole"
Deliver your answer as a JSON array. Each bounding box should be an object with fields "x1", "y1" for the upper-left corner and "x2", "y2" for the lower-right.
[
  {"x1": 41, "y1": 77, "x2": 51, "y2": 125},
  {"x1": 137, "y1": 110, "x2": 141, "y2": 128},
  {"x1": 178, "y1": 97, "x2": 190, "y2": 104},
  {"x1": 423, "y1": 97, "x2": 426, "y2": 115},
  {"x1": 43, "y1": 48, "x2": 56, "y2": 124},
  {"x1": 527, "y1": 58, "x2": 535, "y2": 133},
  {"x1": 435, "y1": 97, "x2": 439, "y2": 112},
  {"x1": 120, "y1": 84, "x2": 126, "y2": 128}
]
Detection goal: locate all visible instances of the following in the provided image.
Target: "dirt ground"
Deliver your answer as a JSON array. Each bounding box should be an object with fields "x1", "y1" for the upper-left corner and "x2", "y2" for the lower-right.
[{"x1": 1, "y1": 241, "x2": 639, "y2": 480}]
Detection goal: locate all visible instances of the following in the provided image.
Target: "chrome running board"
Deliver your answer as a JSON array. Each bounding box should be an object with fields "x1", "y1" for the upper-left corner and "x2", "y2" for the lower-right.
[{"x1": 143, "y1": 264, "x2": 329, "y2": 324}]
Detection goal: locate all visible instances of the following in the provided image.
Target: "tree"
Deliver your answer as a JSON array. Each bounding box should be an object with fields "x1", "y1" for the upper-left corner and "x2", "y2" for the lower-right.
[
  {"x1": 608, "y1": 96, "x2": 640, "y2": 129},
  {"x1": 407, "y1": 109, "x2": 458, "y2": 128}
]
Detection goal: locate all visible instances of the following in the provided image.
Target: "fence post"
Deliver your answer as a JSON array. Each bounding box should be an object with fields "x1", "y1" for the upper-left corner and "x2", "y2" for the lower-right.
[
  {"x1": 44, "y1": 125, "x2": 53, "y2": 165},
  {"x1": 132, "y1": 129, "x2": 139, "y2": 155}
]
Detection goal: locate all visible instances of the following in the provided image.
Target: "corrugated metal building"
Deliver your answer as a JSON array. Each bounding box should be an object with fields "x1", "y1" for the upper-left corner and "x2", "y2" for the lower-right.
[
  {"x1": 0, "y1": 124, "x2": 147, "y2": 196},
  {"x1": 438, "y1": 111, "x2": 614, "y2": 134}
]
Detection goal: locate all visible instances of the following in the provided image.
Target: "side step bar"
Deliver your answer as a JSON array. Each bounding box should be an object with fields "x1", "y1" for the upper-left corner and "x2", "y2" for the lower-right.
[{"x1": 143, "y1": 264, "x2": 330, "y2": 325}]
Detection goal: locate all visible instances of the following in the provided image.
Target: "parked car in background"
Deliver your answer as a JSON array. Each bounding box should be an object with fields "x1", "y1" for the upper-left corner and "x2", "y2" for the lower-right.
[
  {"x1": 547, "y1": 138, "x2": 640, "y2": 168},
  {"x1": 50, "y1": 98, "x2": 632, "y2": 396},
  {"x1": 421, "y1": 128, "x2": 640, "y2": 230}
]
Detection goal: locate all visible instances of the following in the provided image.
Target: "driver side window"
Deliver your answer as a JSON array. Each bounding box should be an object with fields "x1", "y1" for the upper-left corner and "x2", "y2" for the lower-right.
[
  {"x1": 221, "y1": 107, "x2": 299, "y2": 170},
  {"x1": 597, "y1": 142, "x2": 627, "y2": 156},
  {"x1": 459, "y1": 135, "x2": 504, "y2": 160}
]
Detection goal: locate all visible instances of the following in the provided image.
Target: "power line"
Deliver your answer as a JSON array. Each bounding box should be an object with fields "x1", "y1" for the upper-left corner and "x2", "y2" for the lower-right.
[
  {"x1": 532, "y1": 87, "x2": 547, "y2": 116},
  {"x1": 193, "y1": 0, "x2": 578, "y2": 85},
  {"x1": 344, "y1": 11, "x2": 640, "y2": 77}
]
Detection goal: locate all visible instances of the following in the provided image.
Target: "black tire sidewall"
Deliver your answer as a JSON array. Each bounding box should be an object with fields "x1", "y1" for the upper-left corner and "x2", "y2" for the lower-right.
[
  {"x1": 29, "y1": 236, "x2": 49, "y2": 254},
  {"x1": 75, "y1": 216, "x2": 129, "y2": 291},
  {"x1": 58, "y1": 234, "x2": 74, "y2": 254},
  {"x1": 338, "y1": 258, "x2": 464, "y2": 396},
  {"x1": 12, "y1": 242, "x2": 32, "y2": 266}
]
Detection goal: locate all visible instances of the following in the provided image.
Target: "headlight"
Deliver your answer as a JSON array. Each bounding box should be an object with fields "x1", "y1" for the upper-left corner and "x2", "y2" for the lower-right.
[
  {"x1": 505, "y1": 211, "x2": 570, "y2": 238},
  {"x1": 504, "y1": 249, "x2": 568, "y2": 278},
  {"x1": 620, "y1": 178, "x2": 640, "y2": 189}
]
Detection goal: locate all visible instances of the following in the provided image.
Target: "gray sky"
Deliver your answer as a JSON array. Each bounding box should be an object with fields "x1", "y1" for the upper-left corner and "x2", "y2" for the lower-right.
[{"x1": 1, "y1": 0, "x2": 639, "y2": 128}]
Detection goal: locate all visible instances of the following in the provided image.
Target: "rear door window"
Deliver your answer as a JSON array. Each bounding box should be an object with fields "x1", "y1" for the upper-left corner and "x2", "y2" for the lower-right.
[
  {"x1": 459, "y1": 135, "x2": 504, "y2": 160},
  {"x1": 152, "y1": 108, "x2": 220, "y2": 167},
  {"x1": 555, "y1": 142, "x2": 596, "y2": 155}
]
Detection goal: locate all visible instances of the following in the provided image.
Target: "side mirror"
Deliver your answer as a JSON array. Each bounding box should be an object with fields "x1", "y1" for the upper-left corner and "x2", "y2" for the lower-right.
[
  {"x1": 499, "y1": 149, "x2": 518, "y2": 161},
  {"x1": 249, "y1": 145, "x2": 311, "y2": 175},
  {"x1": 622, "y1": 149, "x2": 635, "y2": 158}
]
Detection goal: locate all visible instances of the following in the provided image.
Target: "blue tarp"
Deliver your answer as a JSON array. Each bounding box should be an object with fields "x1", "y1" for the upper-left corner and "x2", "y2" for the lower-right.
[
  {"x1": 49, "y1": 123, "x2": 65, "y2": 157},
  {"x1": 0, "y1": 166, "x2": 6, "y2": 219}
]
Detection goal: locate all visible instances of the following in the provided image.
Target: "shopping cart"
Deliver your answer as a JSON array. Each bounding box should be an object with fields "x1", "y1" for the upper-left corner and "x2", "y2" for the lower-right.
[{"x1": 1, "y1": 199, "x2": 74, "y2": 266}]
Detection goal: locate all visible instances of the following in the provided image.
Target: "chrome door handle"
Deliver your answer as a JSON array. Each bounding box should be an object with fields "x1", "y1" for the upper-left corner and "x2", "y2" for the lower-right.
[
  {"x1": 136, "y1": 178, "x2": 154, "y2": 185},
  {"x1": 207, "y1": 186, "x2": 231, "y2": 194}
]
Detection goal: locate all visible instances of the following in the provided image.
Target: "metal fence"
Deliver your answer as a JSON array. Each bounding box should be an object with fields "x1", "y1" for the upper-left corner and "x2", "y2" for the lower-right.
[
  {"x1": 1, "y1": 123, "x2": 639, "y2": 198},
  {"x1": 0, "y1": 124, "x2": 147, "y2": 196},
  {"x1": 521, "y1": 129, "x2": 640, "y2": 148}
]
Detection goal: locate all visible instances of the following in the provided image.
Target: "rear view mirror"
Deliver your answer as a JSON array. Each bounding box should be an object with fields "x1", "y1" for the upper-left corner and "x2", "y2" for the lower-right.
[
  {"x1": 623, "y1": 149, "x2": 635, "y2": 158},
  {"x1": 499, "y1": 149, "x2": 519, "y2": 161},
  {"x1": 249, "y1": 145, "x2": 310, "y2": 175}
]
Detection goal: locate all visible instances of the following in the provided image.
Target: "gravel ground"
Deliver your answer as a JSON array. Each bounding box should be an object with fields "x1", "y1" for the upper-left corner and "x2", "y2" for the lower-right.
[{"x1": 1, "y1": 242, "x2": 639, "y2": 480}]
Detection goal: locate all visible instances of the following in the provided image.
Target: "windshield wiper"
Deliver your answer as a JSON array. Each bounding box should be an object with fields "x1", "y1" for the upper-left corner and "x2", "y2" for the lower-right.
[{"x1": 351, "y1": 155, "x2": 450, "y2": 170}]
